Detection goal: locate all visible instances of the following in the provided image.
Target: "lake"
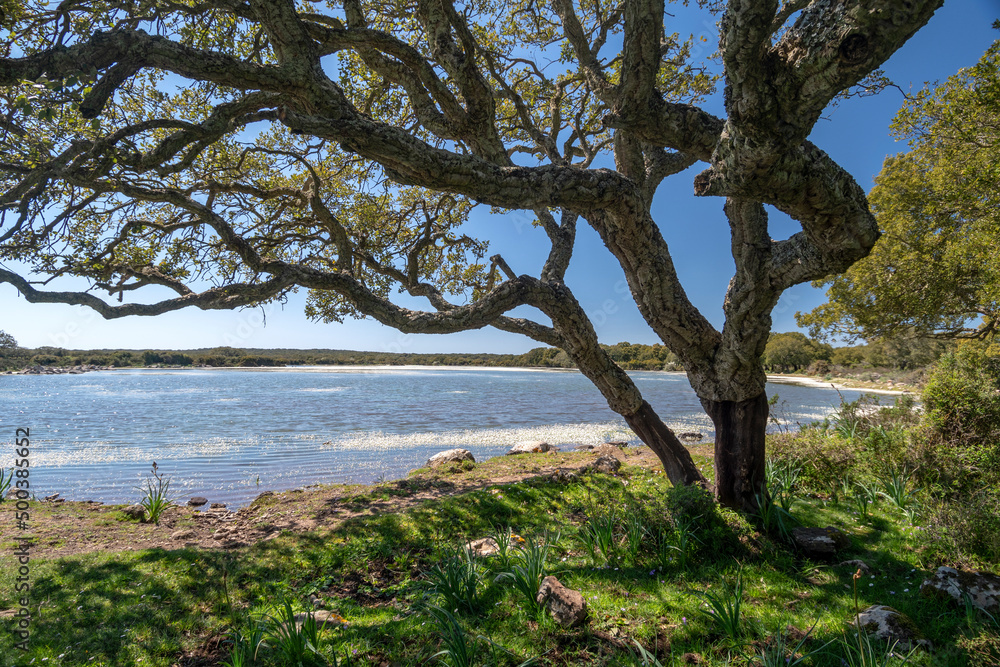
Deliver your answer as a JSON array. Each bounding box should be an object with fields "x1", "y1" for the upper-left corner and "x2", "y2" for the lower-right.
[{"x1": 0, "y1": 366, "x2": 887, "y2": 507}]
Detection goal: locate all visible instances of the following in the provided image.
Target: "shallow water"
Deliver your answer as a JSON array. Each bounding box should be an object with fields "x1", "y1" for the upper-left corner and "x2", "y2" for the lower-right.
[{"x1": 0, "y1": 366, "x2": 881, "y2": 507}]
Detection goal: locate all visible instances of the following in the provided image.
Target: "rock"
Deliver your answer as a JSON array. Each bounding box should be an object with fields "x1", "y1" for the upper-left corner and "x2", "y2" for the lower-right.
[
  {"x1": 677, "y1": 432, "x2": 704, "y2": 443},
  {"x1": 507, "y1": 440, "x2": 550, "y2": 455},
  {"x1": 121, "y1": 504, "x2": 147, "y2": 522},
  {"x1": 187, "y1": 497, "x2": 208, "y2": 507},
  {"x1": 426, "y1": 448, "x2": 476, "y2": 467},
  {"x1": 467, "y1": 537, "x2": 500, "y2": 557},
  {"x1": 548, "y1": 469, "x2": 579, "y2": 483},
  {"x1": 591, "y1": 455, "x2": 622, "y2": 475},
  {"x1": 171, "y1": 529, "x2": 196, "y2": 540},
  {"x1": 839, "y1": 559, "x2": 871, "y2": 575},
  {"x1": 293, "y1": 610, "x2": 348, "y2": 629},
  {"x1": 536, "y1": 576, "x2": 588, "y2": 628},
  {"x1": 853, "y1": 605, "x2": 931, "y2": 651},
  {"x1": 592, "y1": 443, "x2": 625, "y2": 459},
  {"x1": 791, "y1": 526, "x2": 851, "y2": 559},
  {"x1": 210, "y1": 502, "x2": 227, "y2": 509},
  {"x1": 920, "y1": 566, "x2": 1000, "y2": 612}
]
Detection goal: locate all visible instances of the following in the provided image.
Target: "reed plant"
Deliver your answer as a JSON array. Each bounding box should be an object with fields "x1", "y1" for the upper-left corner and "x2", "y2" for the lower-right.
[
  {"x1": 426, "y1": 545, "x2": 485, "y2": 615},
  {"x1": 656, "y1": 514, "x2": 700, "y2": 573},
  {"x1": 624, "y1": 512, "x2": 646, "y2": 565},
  {"x1": 0, "y1": 466, "x2": 12, "y2": 499},
  {"x1": 221, "y1": 623, "x2": 265, "y2": 667},
  {"x1": 135, "y1": 461, "x2": 176, "y2": 524},
  {"x1": 878, "y1": 466, "x2": 918, "y2": 511},
  {"x1": 752, "y1": 625, "x2": 828, "y2": 667},
  {"x1": 264, "y1": 599, "x2": 327, "y2": 667},
  {"x1": 853, "y1": 481, "x2": 880, "y2": 520},
  {"x1": 495, "y1": 532, "x2": 555, "y2": 612},
  {"x1": 578, "y1": 512, "x2": 617, "y2": 565},
  {"x1": 693, "y1": 567, "x2": 746, "y2": 644}
]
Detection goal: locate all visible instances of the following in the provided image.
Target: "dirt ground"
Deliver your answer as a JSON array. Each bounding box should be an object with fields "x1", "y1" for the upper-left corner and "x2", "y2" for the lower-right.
[{"x1": 1, "y1": 444, "x2": 710, "y2": 560}]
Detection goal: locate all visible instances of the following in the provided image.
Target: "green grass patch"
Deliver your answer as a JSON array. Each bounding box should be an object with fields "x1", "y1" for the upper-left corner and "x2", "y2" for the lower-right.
[{"x1": 0, "y1": 448, "x2": 995, "y2": 666}]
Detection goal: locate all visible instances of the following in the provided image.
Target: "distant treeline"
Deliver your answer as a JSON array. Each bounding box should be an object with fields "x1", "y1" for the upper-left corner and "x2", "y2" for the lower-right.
[
  {"x1": 0, "y1": 335, "x2": 950, "y2": 374},
  {"x1": 0, "y1": 341, "x2": 681, "y2": 372}
]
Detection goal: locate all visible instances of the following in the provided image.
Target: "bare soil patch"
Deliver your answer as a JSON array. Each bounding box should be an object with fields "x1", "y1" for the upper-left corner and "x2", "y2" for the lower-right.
[{"x1": 1, "y1": 445, "x2": 691, "y2": 559}]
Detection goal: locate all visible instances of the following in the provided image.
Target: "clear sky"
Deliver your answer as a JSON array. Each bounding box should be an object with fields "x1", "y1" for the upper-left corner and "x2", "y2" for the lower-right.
[{"x1": 1, "y1": 2, "x2": 997, "y2": 353}]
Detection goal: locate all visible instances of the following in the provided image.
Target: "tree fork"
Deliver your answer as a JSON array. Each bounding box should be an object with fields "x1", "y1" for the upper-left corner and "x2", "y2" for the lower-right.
[{"x1": 701, "y1": 392, "x2": 769, "y2": 511}]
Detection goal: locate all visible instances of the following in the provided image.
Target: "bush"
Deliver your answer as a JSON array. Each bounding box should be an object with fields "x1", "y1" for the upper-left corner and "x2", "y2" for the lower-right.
[{"x1": 922, "y1": 341, "x2": 1000, "y2": 447}]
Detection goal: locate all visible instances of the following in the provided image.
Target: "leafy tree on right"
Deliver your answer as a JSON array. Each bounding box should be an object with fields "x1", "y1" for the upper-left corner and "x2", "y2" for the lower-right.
[{"x1": 799, "y1": 36, "x2": 1000, "y2": 343}]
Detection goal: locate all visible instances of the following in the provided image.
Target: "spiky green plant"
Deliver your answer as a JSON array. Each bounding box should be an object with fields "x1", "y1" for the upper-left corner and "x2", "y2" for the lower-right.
[
  {"x1": 426, "y1": 545, "x2": 485, "y2": 614},
  {"x1": 495, "y1": 533, "x2": 555, "y2": 612},
  {"x1": 264, "y1": 599, "x2": 327, "y2": 667},
  {"x1": 135, "y1": 462, "x2": 176, "y2": 525},
  {"x1": 693, "y1": 567, "x2": 746, "y2": 644}
]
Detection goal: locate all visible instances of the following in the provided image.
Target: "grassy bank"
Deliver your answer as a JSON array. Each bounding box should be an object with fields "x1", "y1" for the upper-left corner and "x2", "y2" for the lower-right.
[{"x1": 1, "y1": 421, "x2": 997, "y2": 667}]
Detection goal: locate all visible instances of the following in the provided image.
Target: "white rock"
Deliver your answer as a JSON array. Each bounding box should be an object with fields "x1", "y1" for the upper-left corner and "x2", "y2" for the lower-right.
[
  {"x1": 507, "y1": 440, "x2": 550, "y2": 455},
  {"x1": 426, "y1": 448, "x2": 475, "y2": 467}
]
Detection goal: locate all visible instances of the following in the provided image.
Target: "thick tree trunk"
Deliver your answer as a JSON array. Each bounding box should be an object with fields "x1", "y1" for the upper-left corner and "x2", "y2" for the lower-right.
[
  {"x1": 623, "y1": 400, "x2": 708, "y2": 488},
  {"x1": 701, "y1": 392, "x2": 769, "y2": 512}
]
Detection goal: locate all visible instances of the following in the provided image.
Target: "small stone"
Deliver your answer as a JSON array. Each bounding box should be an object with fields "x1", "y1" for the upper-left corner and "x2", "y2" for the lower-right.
[
  {"x1": 791, "y1": 526, "x2": 851, "y2": 559},
  {"x1": 591, "y1": 455, "x2": 622, "y2": 474},
  {"x1": 121, "y1": 504, "x2": 147, "y2": 522},
  {"x1": 549, "y1": 469, "x2": 579, "y2": 483},
  {"x1": 187, "y1": 497, "x2": 208, "y2": 507},
  {"x1": 536, "y1": 576, "x2": 588, "y2": 627},
  {"x1": 171, "y1": 529, "x2": 196, "y2": 540},
  {"x1": 427, "y1": 448, "x2": 476, "y2": 467},
  {"x1": 853, "y1": 605, "x2": 931, "y2": 651},
  {"x1": 507, "y1": 440, "x2": 550, "y2": 455},
  {"x1": 467, "y1": 537, "x2": 500, "y2": 557}
]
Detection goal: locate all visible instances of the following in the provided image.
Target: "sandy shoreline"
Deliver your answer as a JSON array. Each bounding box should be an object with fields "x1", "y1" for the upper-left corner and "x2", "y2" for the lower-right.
[{"x1": 767, "y1": 374, "x2": 910, "y2": 395}]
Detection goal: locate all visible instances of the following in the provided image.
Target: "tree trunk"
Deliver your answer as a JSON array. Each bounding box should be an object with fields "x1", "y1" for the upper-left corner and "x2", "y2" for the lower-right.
[
  {"x1": 623, "y1": 400, "x2": 707, "y2": 488},
  {"x1": 701, "y1": 392, "x2": 769, "y2": 512}
]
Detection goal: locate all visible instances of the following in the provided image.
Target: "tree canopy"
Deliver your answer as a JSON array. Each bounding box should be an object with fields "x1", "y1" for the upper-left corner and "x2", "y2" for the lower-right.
[
  {"x1": 0, "y1": 329, "x2": 16, "y2": 350},
  {"x1": 799, "y1": 35, "x2": 1000, "y2": 342},
  {"x1": 0, "y1": 0, "x2": 943, "y2": 509},
  {"x1": 763, "y1": 332, "x2": 831, "y2": 372}
]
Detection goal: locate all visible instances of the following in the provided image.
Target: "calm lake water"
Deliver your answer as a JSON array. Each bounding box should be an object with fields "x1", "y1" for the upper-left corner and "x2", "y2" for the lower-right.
[{"x1": 0, "y1": 367, "x2": 885, "y2": 507}]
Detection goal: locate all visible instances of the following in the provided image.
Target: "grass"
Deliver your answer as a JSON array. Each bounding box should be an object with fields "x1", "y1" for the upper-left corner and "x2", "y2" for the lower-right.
[{"x1": 0, "y1": 444, "x2": 994, "y2": 666}]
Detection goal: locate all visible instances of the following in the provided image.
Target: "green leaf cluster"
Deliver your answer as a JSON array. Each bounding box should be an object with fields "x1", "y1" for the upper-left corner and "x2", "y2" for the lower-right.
[{"x1": 799, "y1": 39, "x2": 1000, "y2": 341}]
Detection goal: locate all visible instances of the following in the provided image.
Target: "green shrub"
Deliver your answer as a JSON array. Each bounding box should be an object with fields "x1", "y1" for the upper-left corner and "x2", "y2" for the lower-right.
[{"x1": 923, "y1": 341, "x2": 1000, "y2": 447}]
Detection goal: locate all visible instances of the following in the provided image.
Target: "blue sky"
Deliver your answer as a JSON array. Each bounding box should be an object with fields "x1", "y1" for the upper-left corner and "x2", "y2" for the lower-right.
[{"x1": 1, "y1": 2, "x2": 997, "y2": 353}]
